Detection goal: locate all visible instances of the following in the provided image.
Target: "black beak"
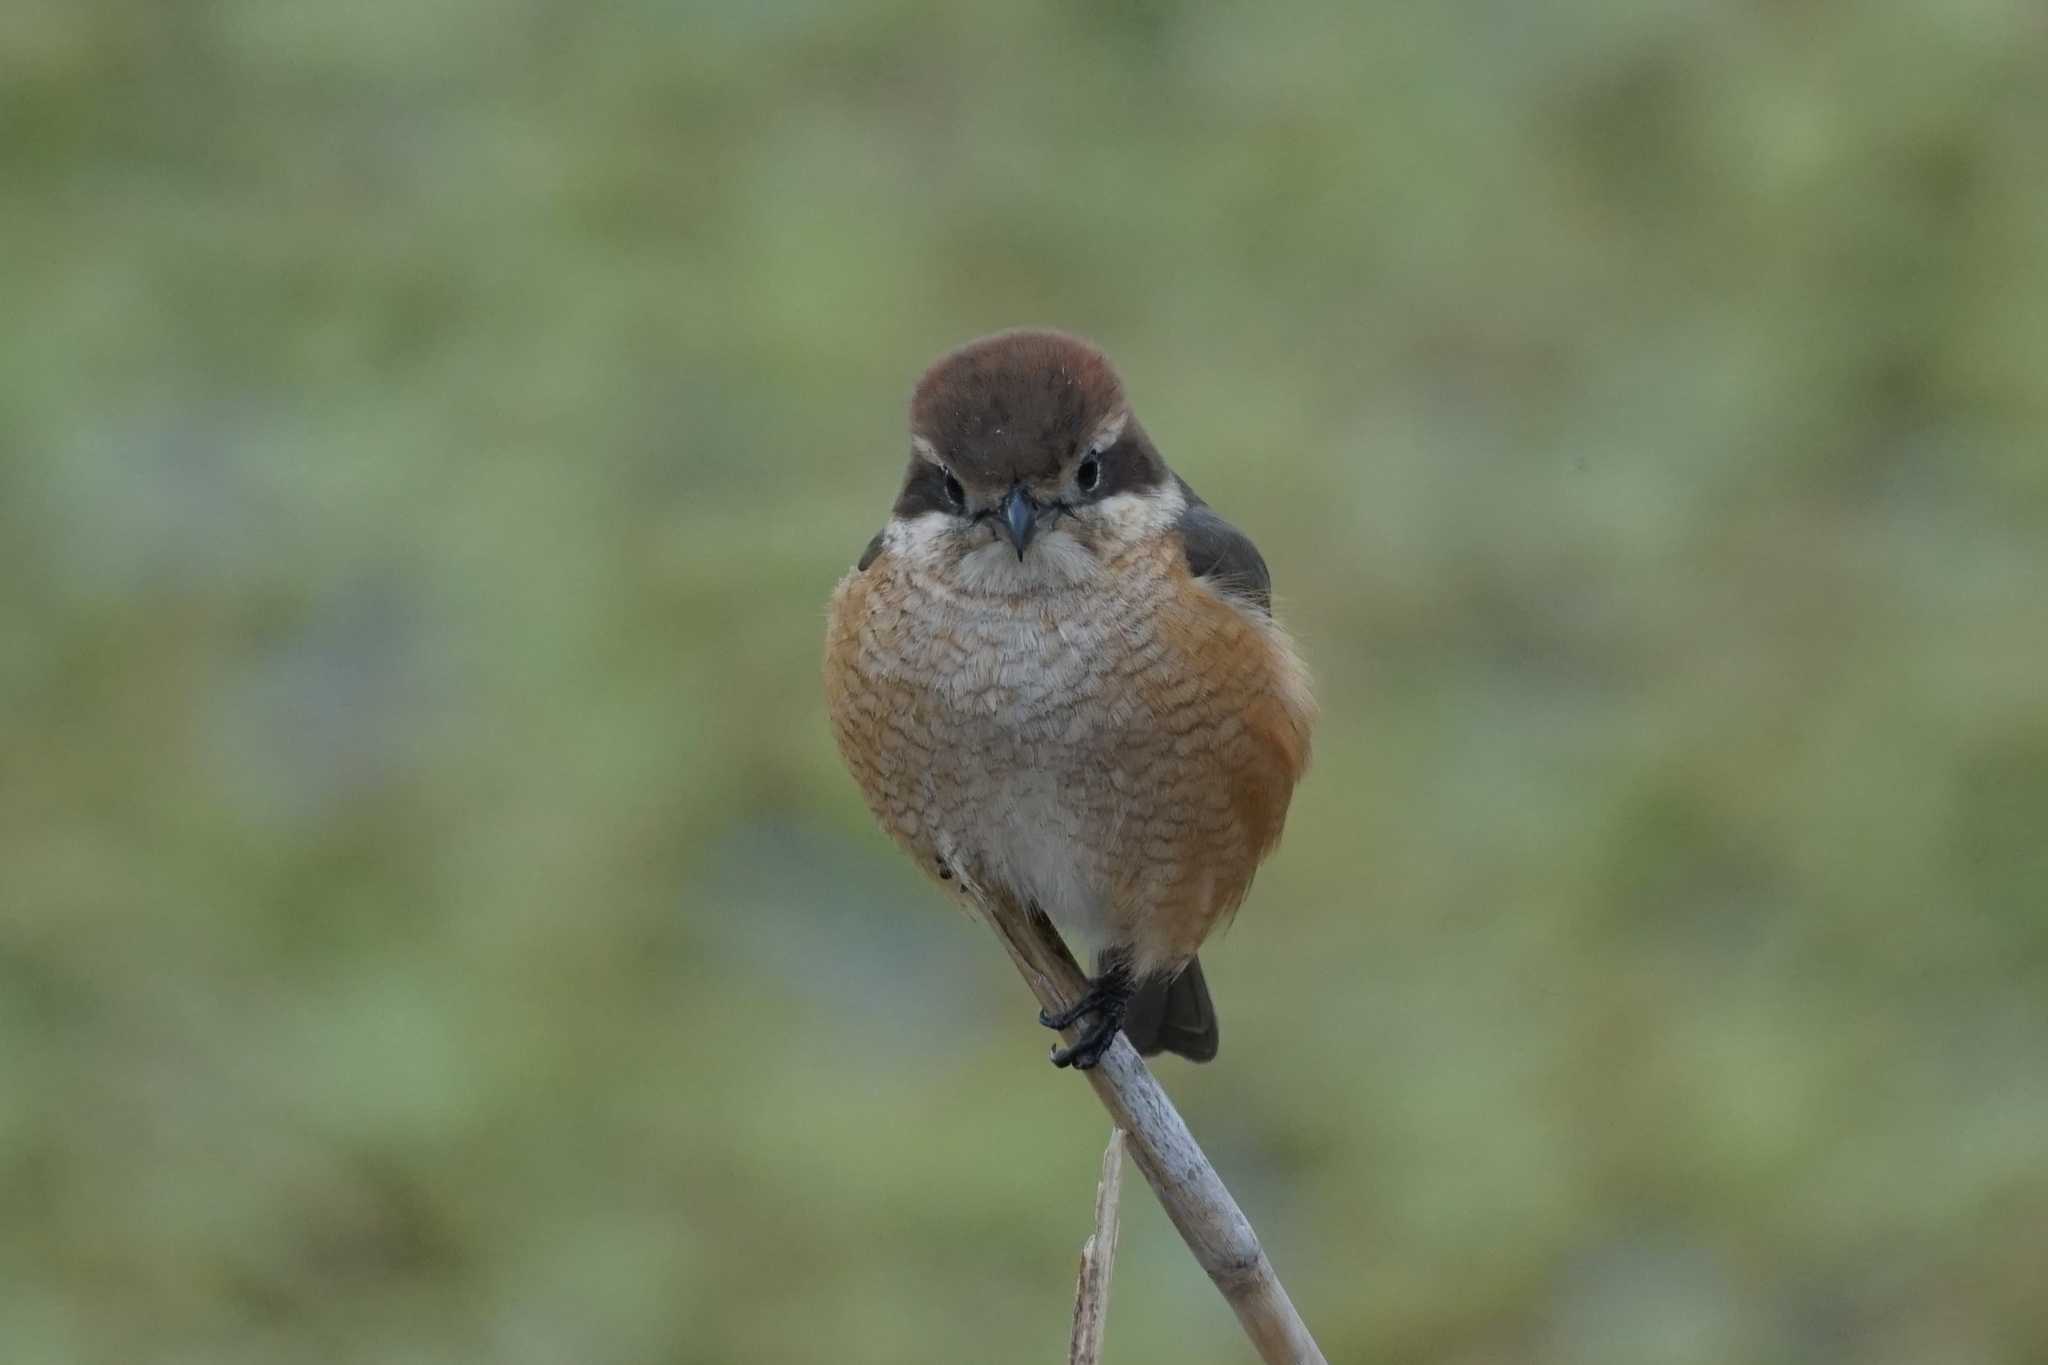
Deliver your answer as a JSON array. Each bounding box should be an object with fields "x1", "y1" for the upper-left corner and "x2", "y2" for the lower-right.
[{"x1": 997, "y1": 486, "x2": 1039, "y2": 559}]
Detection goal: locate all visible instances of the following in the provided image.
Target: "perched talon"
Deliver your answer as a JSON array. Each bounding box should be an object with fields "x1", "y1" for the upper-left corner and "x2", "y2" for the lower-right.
[
  {"x1": 1038, "y1": 995, "x2": 1098, "y2": 1031},
  {"x1": 1049, "y1": 1002, "x2": 1126, "y2": 1069},
  {"x1": 1041, "y1": 952, "x2": 1134, "y2": 1070}
]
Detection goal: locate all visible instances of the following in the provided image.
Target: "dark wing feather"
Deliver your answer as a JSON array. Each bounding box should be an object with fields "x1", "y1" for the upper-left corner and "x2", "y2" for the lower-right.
[
  {"x1": 1172, "y1": 477, "x2": 1271, "y2": 613},
  {"x1": 856, "y1": 531, "x2": 886, "y2": 571}
]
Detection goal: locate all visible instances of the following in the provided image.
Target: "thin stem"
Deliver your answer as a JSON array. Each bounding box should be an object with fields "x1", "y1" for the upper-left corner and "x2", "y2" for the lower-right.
[
  {"x1": 977, "y1": 901, "x2": 1327, "y2": 1365},
  {"x1": 1068, "y1": 1127, "x2": 1126, "y2": 1365}
]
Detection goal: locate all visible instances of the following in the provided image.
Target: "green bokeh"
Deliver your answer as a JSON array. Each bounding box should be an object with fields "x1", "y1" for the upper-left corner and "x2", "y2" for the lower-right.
[{"x1": 6, "y1": 2, "x2": 2046, "y2": 1362}]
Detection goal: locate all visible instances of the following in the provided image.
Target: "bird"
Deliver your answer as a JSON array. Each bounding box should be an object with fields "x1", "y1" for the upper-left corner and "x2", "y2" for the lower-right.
[{"x1": 823, "y1": 329, "x2": 1315, "y2": 1070}]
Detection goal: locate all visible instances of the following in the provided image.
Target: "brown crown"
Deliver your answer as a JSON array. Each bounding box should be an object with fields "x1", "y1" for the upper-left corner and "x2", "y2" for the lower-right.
[{"x1": 909, "y1": 329, "x2": 1126, "y2": 487}]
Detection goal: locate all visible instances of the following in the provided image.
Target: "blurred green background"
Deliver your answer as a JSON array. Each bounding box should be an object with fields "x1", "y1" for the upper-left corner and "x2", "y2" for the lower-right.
[{"x1": 6, "y1": 2, "x2": 2047, "y2": 1362}]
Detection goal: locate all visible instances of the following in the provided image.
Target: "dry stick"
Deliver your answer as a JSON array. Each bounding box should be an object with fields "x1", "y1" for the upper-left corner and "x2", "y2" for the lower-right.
[
  {"x1": 978, "y1": 901, "x2": 1328, "y2": 1365},
  {"x1": 1067, "y1": 1128, "x2": 1126, "y2": 1365}
]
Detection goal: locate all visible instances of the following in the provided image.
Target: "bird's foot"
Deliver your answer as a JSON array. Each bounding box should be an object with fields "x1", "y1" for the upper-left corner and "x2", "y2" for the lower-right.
[{"x1": 1039, "y1": 955, "x2": 1135, "y2": 1071}]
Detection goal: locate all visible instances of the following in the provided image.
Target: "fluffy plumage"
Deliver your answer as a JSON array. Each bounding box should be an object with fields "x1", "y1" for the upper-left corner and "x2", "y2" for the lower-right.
[{"x1": 823, "y1": 329, "x2": 1314, "y2": 1066}]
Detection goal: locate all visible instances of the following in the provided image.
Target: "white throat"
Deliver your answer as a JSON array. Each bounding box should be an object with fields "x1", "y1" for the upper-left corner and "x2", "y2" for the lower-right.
[{"x1": 884, "y1": 483, "x2": 1186, "y2": 597}]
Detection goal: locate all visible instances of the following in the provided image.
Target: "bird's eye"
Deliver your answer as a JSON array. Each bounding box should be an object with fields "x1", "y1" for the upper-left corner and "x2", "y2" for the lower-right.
[
  {"x1": 942, "y1": 472, "x2": 965, "y2": 508},
  {"x1": 1076, "y1": 455, "x2": 1101, "y2": 493}
]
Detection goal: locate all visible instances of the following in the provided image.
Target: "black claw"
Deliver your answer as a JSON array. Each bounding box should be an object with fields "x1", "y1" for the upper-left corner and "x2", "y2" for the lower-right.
[
  {"x1": 1037, "y1": 997, "x2": 1092, "y2": 1031},
  {"x1": 1049, "y1": 1009, "x2": 1123, "y2": 1070},
  {"x1": 1040, "y1": 951, "x2": 1135, "y2": 1070}
]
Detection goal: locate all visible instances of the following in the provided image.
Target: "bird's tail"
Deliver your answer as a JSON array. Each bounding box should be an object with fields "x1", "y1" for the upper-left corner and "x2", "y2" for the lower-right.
[{"x1": 1122, "y1": 955, "x2": 1219, "y2": 1063}]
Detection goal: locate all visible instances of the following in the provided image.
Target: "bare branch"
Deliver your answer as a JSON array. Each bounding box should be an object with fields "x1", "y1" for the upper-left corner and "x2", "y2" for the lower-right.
[
  {"x1": 1068, "y1": 1127, "x2": 1126, "y2": 1365},
  {"x1": 977, "y1": 901, "x2": 1328, "y2": 1365}
]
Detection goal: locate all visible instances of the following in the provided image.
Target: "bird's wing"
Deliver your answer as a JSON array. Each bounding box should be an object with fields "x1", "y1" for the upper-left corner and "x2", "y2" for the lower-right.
[
  {"x1": 1171, "y1": 476, "x2": 1272, "y2": 613},
  {"x1": 856, "y1": 530, "x2": 886, "y2": 571}
]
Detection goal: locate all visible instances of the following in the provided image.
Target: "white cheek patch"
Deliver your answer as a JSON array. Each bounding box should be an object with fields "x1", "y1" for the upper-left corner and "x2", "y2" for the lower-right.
[
  {"x1": 886, "y1": 511, "x2": 957, "y2": 567},
  {"x1": 1090, "y1": 480, "x2": 1185, "y2": 543}
]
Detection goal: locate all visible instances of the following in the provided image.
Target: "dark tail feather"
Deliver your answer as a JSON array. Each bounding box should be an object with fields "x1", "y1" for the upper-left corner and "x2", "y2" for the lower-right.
[{"x1": 1121, "y1": 956, "x2": 1220, "y2": 1063}]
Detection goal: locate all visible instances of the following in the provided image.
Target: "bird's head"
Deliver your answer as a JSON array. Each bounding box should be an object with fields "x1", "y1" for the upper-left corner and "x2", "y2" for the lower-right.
[{"x1": 889, "y1": 329, "x2": 1175, "y2": 593}]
